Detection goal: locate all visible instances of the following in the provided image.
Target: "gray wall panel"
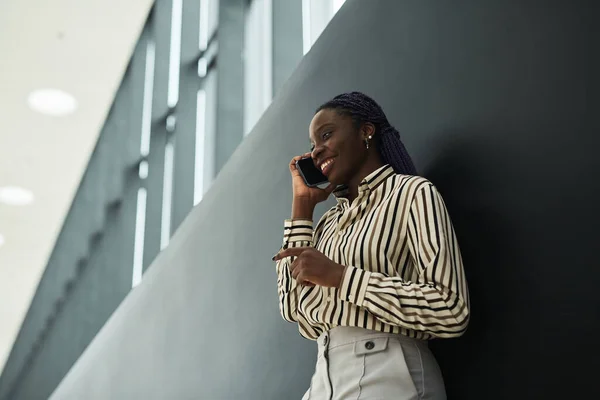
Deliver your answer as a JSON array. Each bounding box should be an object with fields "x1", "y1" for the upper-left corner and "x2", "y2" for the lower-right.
[{"x1": 51, "y1": 0, "x2": 598, "y2": 399}]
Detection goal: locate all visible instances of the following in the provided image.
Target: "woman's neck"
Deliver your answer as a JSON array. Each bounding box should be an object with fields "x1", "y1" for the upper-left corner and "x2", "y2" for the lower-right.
[{"x1": 344, "y1": 159, "x2": 385, "y2": 203}]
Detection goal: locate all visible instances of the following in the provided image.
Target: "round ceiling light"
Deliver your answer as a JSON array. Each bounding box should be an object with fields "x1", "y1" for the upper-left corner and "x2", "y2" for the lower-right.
[
  {"x1": 27, "y1": 89, "x2": 78, "y2": 116},
  {"x1": 0, "y1": 186, "x2": 35, "y2": 206}
]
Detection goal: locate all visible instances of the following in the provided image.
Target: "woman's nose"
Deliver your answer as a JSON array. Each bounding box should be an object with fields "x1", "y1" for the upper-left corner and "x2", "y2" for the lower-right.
[{"x1": 311, "y1": 145, "x2": 324, "y2": 160}]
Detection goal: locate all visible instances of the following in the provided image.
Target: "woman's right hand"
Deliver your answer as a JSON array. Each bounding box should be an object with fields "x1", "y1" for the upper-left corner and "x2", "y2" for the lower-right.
[{"x1": 289, "y1": 153, "x2": 337, "y2": 206}]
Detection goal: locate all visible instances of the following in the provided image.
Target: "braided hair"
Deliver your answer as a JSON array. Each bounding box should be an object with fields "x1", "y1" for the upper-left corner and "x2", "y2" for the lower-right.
[{"x1": 316, "y1": 92, "x2": 417, "y2": 175}]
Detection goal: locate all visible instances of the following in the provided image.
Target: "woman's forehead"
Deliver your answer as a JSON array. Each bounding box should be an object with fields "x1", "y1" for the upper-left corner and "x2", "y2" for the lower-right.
[{"x1": 310, "y1": 109, "x2": 340, "y2": 132}]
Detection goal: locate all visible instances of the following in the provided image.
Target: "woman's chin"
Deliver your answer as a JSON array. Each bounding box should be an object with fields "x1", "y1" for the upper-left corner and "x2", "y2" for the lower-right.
[{"x1": 327, "y1": 174, "x2": 340, "y2": 186}]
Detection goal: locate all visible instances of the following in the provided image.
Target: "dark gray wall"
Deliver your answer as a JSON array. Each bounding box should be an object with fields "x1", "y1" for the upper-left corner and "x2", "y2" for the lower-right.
[{"x1": 50, "y1": 0, "x2": 599, "y2": 399}]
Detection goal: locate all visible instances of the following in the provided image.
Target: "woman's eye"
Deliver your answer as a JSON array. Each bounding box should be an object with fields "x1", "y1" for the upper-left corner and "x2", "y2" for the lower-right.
[{"x1": 323, "y1": 131, "x2": 332, "y2": 140}]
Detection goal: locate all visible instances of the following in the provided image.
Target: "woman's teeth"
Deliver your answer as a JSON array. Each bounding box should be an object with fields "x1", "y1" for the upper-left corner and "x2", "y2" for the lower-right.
[{"x1": 321, "y1": 159, "x2": 334, "y2": 172}]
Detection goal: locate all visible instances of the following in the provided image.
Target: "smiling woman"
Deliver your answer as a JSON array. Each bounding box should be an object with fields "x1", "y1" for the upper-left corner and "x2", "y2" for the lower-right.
[
  {"x1": 308, "y1": 92, "x2": 418, "y2": 203},
  {"x1": 273, "y1": 92, "x2": 469, "y2": 399}
]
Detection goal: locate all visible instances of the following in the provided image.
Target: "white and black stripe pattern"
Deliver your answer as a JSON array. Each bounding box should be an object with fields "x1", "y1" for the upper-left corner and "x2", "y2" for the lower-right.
[{"x1": 275, "y1": 165, "x2": 470, "y2": 340}]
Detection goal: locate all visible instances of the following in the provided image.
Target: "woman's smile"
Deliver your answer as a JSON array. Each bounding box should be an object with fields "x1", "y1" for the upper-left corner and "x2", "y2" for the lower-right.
[{"x1": 319, "y1": 157, "x2": 336, "y2": 176}]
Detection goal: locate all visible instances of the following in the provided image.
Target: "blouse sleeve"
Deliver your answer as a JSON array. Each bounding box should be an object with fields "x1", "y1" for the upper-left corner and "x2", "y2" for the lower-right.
[
  {"x1": 275, "y1": 211, "x2": 331, "y2": 322},
  {"x1": 337, "y1": 183, "x2": 470, "y2": 338}
]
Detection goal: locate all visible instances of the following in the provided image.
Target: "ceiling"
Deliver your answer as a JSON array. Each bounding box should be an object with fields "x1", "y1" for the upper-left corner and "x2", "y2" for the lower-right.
[{"x1": 0, "y1": 0, "x2": 154, "y2": 375}]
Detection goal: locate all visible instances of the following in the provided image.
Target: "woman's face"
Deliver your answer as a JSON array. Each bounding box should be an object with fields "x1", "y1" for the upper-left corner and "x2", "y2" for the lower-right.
[{"x1": 309, "y1": 109, "x2": 370, "y2": 186}]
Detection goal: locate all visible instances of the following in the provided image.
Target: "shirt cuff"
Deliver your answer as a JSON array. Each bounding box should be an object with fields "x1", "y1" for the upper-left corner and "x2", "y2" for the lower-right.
[
  {"x1": 282, "y1": 219, "x2": 314, "y2": 248},
  {"x1": 337, "y1": 265, "x2": 371, "y2": 306}
]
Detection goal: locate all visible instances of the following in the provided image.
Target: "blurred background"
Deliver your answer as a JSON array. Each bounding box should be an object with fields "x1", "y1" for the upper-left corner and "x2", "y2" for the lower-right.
[{"x1": 0, "y1": 0, "x2": 345, "y2": 397}]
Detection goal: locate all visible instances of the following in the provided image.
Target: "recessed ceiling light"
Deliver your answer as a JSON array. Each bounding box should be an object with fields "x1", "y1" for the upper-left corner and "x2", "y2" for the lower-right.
[
  {"x1": 27, "y1": 89, "x2": 78, "y2": 116},
  {"x1": 0, "y1": 234, "x2": 4, "y2": 247},
  {"x1": 0, "y1": 186, "x2": 34, "y2": 206}
]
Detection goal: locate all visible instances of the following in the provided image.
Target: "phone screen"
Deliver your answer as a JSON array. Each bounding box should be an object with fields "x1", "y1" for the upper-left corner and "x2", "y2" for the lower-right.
[{"x1": 296, "y1": 157, "x2": 329, "y2": 187}]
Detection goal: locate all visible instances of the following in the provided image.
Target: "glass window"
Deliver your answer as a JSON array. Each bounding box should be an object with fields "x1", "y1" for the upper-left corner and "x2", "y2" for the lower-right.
[
  {"x1": 160, "y1": 139, "x2": 175, "y2": 250},
  {"x1": 200, "y1": 0, "x2": 220, "y2": 51},
  {"x1": 302, "y1": 0, "x2": 346, "y2": 54},
  {"x1": 194, "y1": 70, "x2": 218, "y2": 205},
  {"x1": 243, "y1": 0, "x2": 273, "y2": 135},
  {"x1": 167, "y1": 0, "x2": 183, "y2": 108},
  {"x1": 132, "y1": 186, "x2": 147, "y2": 288}
]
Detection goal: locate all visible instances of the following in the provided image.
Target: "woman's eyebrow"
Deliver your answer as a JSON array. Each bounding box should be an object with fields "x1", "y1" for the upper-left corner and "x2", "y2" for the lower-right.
[{"x1": 314, "y1": 123, "x2": 335, "y2": 133}]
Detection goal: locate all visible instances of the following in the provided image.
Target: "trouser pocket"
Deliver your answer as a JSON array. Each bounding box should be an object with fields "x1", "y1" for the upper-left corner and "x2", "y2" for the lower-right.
[{"x1": 354, "y1": 337, "x2": 420, "y2": 400}]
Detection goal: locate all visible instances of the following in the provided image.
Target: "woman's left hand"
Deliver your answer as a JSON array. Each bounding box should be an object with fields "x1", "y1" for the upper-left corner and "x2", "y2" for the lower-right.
[{"x1": 273, "y1": 247, "x2": 346, "y2": 288}]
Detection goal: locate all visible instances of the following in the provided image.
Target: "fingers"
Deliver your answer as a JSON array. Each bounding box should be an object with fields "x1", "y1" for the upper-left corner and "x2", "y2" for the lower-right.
[
  {"x1": 291, "y1": 263, "x2": 315, "y2": 286},
  {"x1": 272, "y1": 247, "x2": 310, "y2": 261},
  {"x1": 289, "y1": 153, "x2": 313, "y2": 172},
  {"x1": 290, "y1": 259, "x2": 300, "y2": 279},
  {"x1": 289, "y1": 154, "x2": 307, "y2": 166},
  {"x1": 296, "y1": 270, "x2": 315, "y2": 287},
  {"x1": 282, "y1": 255, "x2": 316, "y2": 287}
]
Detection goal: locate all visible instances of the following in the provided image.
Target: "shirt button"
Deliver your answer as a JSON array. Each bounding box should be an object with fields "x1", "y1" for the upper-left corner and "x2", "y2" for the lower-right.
[
  {"x1": 338, "y1": 231, "x2": 344, "y2": 235},
  {"x1": 326, "y1": 297, "x2": 331, "y2": 303},
  {"x1": 365, "y1": 341, "x2": 375, "y2": 350}
]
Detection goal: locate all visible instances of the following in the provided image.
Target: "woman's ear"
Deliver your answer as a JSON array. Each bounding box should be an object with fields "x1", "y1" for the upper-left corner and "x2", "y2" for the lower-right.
[{"x1": 361, "y1": 122, "x2": 376, "y2": 140}]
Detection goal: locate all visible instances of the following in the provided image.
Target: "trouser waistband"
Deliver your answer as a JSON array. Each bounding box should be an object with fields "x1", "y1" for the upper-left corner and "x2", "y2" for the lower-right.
[{"x1": 316, "y1": 326, "x2": 427, "y2": 356}]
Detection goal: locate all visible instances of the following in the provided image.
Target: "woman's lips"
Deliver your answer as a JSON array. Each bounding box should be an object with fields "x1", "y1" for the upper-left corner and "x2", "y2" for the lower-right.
[{"x1": 320, "y1": 158, "x2": 336, "y2": 176}]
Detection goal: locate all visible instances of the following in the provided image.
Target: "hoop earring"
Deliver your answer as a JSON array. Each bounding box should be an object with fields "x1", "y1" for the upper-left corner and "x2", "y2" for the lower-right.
[{"x1": 364, "y1": 135, "x2": 373, "y2": 149}]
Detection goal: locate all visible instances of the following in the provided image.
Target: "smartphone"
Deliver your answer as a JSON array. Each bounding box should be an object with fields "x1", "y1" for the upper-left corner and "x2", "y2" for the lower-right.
[{"x1": 296, "y1": 157, "x2": 329, "y2": 187}]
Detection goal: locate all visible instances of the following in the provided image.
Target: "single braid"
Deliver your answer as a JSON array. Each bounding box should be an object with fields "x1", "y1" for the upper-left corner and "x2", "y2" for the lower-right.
[{"x1": 316, "y1": 92, "x2": 417, "y2": 175}]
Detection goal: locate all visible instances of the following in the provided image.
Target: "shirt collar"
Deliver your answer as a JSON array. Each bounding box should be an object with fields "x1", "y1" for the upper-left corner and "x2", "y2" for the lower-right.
[{"x1": 332, "y1": 164, "x2": 396, "y2": 201}]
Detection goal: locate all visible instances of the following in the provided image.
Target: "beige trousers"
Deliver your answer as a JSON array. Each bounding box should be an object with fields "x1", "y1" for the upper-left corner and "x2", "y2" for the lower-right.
[{"x1": 301, "y1": 327, "x2": 446, "y2": 400}]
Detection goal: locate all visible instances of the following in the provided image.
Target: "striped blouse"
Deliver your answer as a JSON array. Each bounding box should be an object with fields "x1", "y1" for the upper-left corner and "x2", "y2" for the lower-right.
[{"x1": 275, "y1": 164, "x2": 470, "y2": 341}]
